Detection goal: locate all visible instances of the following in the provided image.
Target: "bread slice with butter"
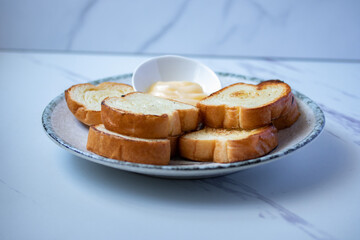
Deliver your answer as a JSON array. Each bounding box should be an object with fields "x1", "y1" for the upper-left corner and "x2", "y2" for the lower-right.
[
  {"x1": 197, "y1": 80, "x2": 298, "y2": 130},
  {"x1": 87, "y1": 124, "x2": 180, "y2": 165},
  {"x1": 65, "y1": 82, "x2": 134, "y2": 126},
  {"x1": 101, "y1": 92, "x2": 200, "y2": 139},
  {"x1": 179, "y1": 125, "x2": 278, "y2": 163}
]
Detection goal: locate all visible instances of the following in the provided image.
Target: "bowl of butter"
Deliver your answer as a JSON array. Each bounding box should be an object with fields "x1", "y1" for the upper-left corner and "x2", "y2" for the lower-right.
[{"x1": 132, "y1": 55, "x2": 221, "y2": 105}]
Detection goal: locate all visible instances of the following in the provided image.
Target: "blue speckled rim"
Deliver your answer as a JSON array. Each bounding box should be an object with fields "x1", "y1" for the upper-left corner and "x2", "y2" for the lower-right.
[{"x1": 42, "y1": 72, "x2": 325, "y2": 172}]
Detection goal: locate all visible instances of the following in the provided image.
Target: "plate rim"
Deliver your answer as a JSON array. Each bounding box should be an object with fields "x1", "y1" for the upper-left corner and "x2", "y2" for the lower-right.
[{"x1": 42, "y1": 72, "x2": 325, "y2": 172}]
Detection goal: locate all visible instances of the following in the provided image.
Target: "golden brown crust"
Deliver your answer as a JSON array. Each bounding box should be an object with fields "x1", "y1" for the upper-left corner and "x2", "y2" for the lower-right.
[
  {"x1": 179, "y1": 138, "x2": 215, "y2": 162},
  {"x1": 177, "y1": 108, "x2": 202, "y2": 132},
  {"x1": 101, "y1": 102, "x2": 172, "y2": 139},
  {"x1": 65, "y1": 84, "x2": 101, "y2": 126},
  {"x1": 86, "y1": 125, "x2": 171, "y2": 165},
  {"x1": 197, "y1": 104, "x2": 226, "y2": 128},
  {"x1": 225, "y1": 126, "x2": 278, "y2": 163},
  {"x1": 101, "y1": 93, "x2": 200, "y2": 139},
  {"x1": 272, "y1": 92, "x2": 300, "y2": 129},
  {"x1": 179, "y1": 125, "x2": 278, "y2": 163},
  {"x1": 197, "y1": 80, "x2": 293, "y2": 130},
  {"x1": 65, "y1": 82, "x2": 133, "y2": 126},
  {"x1": 168, "y1": 135, "x2": 180, "y2": 157}
]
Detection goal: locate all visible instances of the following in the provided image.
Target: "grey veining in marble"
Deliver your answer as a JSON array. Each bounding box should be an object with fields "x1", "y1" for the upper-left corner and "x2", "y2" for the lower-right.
[
  {"x1": 202, "y1": 177, "x2": 335, "y2": 240},
  {"x1": 137, "y1": 0, "x2": 190, "y2": 52},
  {"x1": 23, "y1": 55, "x2": 91, "y2": 83},
  {"x1": 66, "y1": 0, "x2": 99, "y2": 50},
  {"x1": 1, "y1": 0, "x2": 359, "y2": 59}
]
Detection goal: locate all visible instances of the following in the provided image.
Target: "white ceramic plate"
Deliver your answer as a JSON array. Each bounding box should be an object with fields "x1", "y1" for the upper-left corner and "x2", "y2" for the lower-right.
[{"x1": 42, "y1": 73, "x2": 325, "y2": 179}]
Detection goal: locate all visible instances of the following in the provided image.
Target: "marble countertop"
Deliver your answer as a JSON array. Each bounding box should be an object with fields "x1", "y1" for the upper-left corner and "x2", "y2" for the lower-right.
[{"x1": 0, "y1": 51, "x2": 359, "y2": 240}]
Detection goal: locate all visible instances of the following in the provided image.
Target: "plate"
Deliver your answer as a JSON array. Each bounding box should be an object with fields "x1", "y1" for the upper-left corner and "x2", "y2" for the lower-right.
[{"x1": 42, "y1": 73, "x2": 325, "y2": 179}]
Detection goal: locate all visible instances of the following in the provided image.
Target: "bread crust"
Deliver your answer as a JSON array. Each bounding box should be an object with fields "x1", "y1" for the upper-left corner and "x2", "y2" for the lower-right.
[
  {"x1": 65, "y1": 82, "x2": 133, "y2": 126},
  {"x1": 169, "y1": 135, "x2": 180, "y2": 157},
  {"x1": 101, "y1": 93, "x2": 200, "y2": 139},
  {"x1": 179, "y1": 125, "x2": 278, "y2": 163},
  {"x1": 272, "y1": 92, "x2": 300, "y2": 129},
  {"x1": 86, "y1": 125, "x2": 171, "y2": 165},
  {"x1": 197, "y1": 80, "x2": 293, "y2": 130}
]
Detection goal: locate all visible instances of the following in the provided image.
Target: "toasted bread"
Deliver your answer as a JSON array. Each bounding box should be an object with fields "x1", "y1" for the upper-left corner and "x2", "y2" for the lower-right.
[
  {"x1": 179, "y1": 125, "x2": 278, "y2": 163},
  {"x1": 101, "y1": 92, "x2": 200, "y2": 139},
  {"x1": 65, "y1": 82, "x2": 133, "y2": 126},
  {"x1": 272, "y1": 92, "x2": 300, "y2": 129},
  {"x1": 197, "y1": 80, "x2": 295, "y2": 130},
  {"x1": 87, "y1": 124, "x2": 173, "y2": 165}
]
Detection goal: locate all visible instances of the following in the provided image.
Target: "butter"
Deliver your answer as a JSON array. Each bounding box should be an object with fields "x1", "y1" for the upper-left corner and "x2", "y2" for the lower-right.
[{"x1": 147, "y1": 81, "x2": 207, "y2": 105}]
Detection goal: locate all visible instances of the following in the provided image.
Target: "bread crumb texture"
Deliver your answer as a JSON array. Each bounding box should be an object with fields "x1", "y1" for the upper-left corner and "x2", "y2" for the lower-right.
[{"x1": 70, "y1": 82, "x2": 133, "y2": 111}]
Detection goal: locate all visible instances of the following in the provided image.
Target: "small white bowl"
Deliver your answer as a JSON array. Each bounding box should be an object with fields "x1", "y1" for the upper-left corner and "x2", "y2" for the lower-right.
[{"x1": 132, "y1": 55, "x2": 221, "y2": 94}]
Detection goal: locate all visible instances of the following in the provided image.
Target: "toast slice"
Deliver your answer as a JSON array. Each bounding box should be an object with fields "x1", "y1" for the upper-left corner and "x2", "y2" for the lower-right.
[
  {"x1": 101, "y1": 92, "x2": 200, "y2": 139},
  {"x1": 272, "y1": 92, "x2": 300, "y2": 129},
  {"x1": 197, "y1": 80, "x2": 295, "y2": 130},
  {"x1": 87, "y1": 124, "x2": 175, "y2": 165},
  {"x1": 179, "y1": 125, "x2": 278, "y2": 163},
  {"x1": 65, "y1": 82, "x2": 133, "y2": 126}
]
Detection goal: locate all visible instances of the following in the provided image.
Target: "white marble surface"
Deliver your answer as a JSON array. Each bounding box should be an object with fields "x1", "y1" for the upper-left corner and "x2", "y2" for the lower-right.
[
  {"x1": 1, "y1": 0, "x2": 360, "y2": 59},
  {"x1": 1, "y1": 51, "x2": 360, "y2": 240}
]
